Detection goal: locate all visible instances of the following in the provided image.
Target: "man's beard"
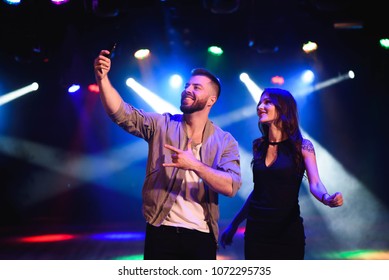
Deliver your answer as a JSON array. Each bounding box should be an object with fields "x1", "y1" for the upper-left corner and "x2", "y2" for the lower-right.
[{"x1": 180, "y1": 98, "x2": 207, "y2": 114}]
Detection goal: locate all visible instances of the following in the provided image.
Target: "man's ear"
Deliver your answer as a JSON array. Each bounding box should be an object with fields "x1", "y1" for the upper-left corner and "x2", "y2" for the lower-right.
[{"x1": 207, "y1": 95, "x2": 217, "y2": 107}]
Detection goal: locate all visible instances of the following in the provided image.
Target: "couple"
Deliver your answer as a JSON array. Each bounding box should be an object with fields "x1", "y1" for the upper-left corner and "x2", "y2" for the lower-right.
[{"x1": 94, "y1": 49, "x2": 343, "y2": 260}]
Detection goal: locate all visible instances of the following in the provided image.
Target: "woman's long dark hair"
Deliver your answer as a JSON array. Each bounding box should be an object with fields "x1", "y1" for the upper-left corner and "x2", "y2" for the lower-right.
[{"x1": 252, "y1": 88, "x2": 304, "y2": 174}]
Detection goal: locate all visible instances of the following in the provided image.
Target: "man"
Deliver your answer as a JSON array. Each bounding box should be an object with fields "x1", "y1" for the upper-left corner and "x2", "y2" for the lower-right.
[{"x1": 94, "y1": 48, "x2": 242, "y2": 260}]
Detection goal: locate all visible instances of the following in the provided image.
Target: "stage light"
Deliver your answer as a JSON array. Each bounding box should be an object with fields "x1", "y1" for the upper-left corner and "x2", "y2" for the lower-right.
[
  {"x1": 0, "y1": 82, "x2": 39, "y2": 106},
  {"x1": 333, "y1": 22, "x2": 363, "y2": 30},
  {"x1": 0, "y1": 134, "x2": 149, "y2": 190},
  {"x1": 271, "y1": 75, "x2": 285, "y2": 85},
  {"x1": 88, "y1": 83, "x2": 99, "y2": 94},
  {"x1": 3, "y1": 0, "x2": 21, "y2": 5},
  {"x1": 134, "y1": 49, "x2": 150, "y2": 60},
  {"x1": 51, "y1": 0, "x2": 70, "y2": 5},
  {"x1": 239, "y1": 73, "x2": 249, "y2": 81},
  {"x1": 379, "y1": 38, "x2": 389, "y2": 49},
  {"x1": 68, "y1": 84, "x2": 81, "y2": 94},
  {"x1": 297, "y1": 70, "x2": 355, "y2": 96},
  {"x1": 114, "y1": 254, "x2": 143, "y2": 260},
  {"x1": 302, "y1": 41, "x2": 318, "y2": 53},
  {"x1": 169, "y1": 74, "x2": 183, "y2": 89},
  {"x1": 208, "y1": 46, "x2": 223, "y2": 56},
  {"x1": 212, "y1": 104, "x2": 255, "y2": 128},
  {"x1": 92, "y1": 231, "x2": 144, "y2": 241},
  {"x1": 301, "y1": 70, "x2": 315, "y2": 84},
  {"x1": 324, "y1": 249, "x2": 389, "y2": 260},
  {"x1": 239, "y1": 72, "x2": 263, "y2": 104},
  {"x1": 19, "y1": 234, "x2": 75, "y2": 243},
  {"x1": 126, "y1": 78, "x2": 180, "y2": 114}
]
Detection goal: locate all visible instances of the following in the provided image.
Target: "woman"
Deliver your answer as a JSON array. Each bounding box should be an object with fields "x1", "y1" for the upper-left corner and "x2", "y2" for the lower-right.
[{"x1": 220, "y1": 88, "x2": 343, "y2": 260}]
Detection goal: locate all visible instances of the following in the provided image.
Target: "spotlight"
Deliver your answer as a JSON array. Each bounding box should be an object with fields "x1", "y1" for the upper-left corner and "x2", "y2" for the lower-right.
[
  {"x1": 169, "y1": 74, "x2": 183, "y2": 89},
  {"x1": 208, "y1": 46, "x2": 223, "y2": 56},
  {"x1": 68, "y1": 84, "x2": 81, "y2": 94},
  {"x1": 301, "y1": 70, "x2": 315, "y2": 84},
  {"x1": 51, "y1": 0, "x2": 70, "y2": 5},
  {"x1": 0, "y1": 83, "x2": 39, "y2": 106},
  {"x1": 379, "y1": 38, "x2": 389, "y2": 49},
  {"x1": 134, "y1": 49, "x2": 150, "y2": 60},
  {"x1": 302, "y1": 41, "x2": 318, "y2": 53},
  {"x1": 3, "y1": 0, "x2": 21, "y2": 5}
]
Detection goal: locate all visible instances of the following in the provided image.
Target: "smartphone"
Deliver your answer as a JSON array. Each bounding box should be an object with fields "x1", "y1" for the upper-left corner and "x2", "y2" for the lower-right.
[{"x1": 104, "y1": 43, "x2": 117, "y2": 59}]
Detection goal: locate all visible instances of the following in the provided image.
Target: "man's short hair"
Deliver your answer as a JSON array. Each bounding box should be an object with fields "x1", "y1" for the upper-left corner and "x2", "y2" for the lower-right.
[{"x1": 191, "y1": 68, "x2": 221, "y2": 99}]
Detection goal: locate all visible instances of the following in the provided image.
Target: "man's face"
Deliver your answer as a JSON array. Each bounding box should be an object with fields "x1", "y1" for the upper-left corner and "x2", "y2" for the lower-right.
[{"x1": 180, "y1": 75, "x2": 214, "y2": 114}]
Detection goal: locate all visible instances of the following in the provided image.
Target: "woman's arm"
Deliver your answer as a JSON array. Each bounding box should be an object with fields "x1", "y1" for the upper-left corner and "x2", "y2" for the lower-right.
[
  {"x1": 220, "y1": 191, "x2": 253, "y2": 248},
  {"x1": 302, "y1": 138, "x2": 343, "y2": 207}
]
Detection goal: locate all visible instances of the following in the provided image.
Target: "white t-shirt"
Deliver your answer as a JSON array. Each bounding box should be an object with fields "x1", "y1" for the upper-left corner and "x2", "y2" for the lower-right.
[{"x1": 162, "y1": 143, "x2": 209, "y2": 232}]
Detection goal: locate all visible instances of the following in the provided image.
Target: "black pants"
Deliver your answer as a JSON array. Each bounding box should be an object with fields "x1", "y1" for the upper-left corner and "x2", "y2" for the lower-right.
[{"x1": 144, "y1": 223, "x2": 217, "y2": 260}]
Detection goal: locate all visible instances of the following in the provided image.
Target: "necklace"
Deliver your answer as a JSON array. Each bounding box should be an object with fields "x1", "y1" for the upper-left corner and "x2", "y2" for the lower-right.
[{"x1": 268, "y1": 140, "x2": 282, "y2": 145}]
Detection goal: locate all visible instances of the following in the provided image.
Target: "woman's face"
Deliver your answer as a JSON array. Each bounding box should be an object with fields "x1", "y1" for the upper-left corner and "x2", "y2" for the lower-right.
[{"x1": 257, "y1": 93, "x2": 278, "y2": 124}]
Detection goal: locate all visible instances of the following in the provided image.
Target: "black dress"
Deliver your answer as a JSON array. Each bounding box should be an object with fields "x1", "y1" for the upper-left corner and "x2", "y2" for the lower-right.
[{"x1": 245, "y1": 140, "x2": 306, "y2": 260}]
